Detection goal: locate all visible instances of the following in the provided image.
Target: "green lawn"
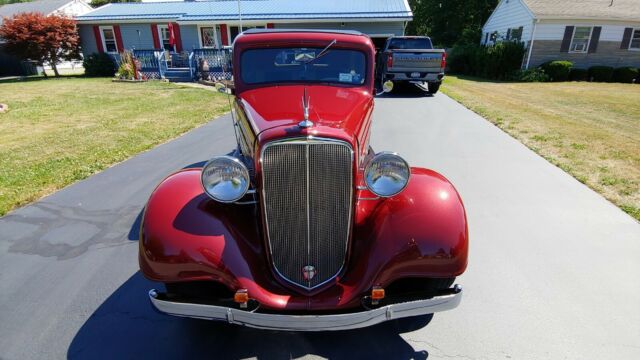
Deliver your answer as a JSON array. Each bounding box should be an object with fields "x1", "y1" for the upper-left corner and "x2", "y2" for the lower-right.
[
  {"x1": 442, "y1": 75, "x2": 640, "y2": 221},
  {"x1": 0, "y1": 77, "x2": 229, "y2": 216}
]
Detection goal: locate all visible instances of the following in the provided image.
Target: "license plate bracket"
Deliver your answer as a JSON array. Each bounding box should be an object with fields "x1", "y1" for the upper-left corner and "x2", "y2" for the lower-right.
[{"x1": 410, "y1": 72, "x2": 421, "y2": 78}]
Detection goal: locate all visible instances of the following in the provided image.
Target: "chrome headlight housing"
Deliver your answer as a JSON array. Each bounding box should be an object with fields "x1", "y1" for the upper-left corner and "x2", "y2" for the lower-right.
[
  {"x1": 201, "y1": 156, "x2": 250, "y2": 203},
  {"x1": 364, "y1": 152, "x2": 410, "y2": 197}
]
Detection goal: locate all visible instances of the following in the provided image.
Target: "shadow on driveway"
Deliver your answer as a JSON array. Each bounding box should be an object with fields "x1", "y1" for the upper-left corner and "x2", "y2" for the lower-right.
[{"x1": 67, "y1": 272, "x2": 432, "y2": 359}]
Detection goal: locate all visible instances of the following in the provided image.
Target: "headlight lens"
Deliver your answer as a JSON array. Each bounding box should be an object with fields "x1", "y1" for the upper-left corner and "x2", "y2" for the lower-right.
[
  {"x1": 364, "y1": 152, "x2": 410, "y2": 197},
  {"x1": 201, "y1": 156, "x2": 250, "y2": 203}
]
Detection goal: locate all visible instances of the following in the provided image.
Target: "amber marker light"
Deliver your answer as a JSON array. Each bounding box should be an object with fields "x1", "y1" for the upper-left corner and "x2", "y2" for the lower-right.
[
  {"x1": 234, "y1": 289, "x2": 249, "y2": 308},
  {"x1": 371, "y1": 286, "x2": 385, "y2": 305}
]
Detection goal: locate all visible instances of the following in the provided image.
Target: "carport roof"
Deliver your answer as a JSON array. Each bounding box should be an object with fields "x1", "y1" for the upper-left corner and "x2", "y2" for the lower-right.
[{"x1": 75, "y1": 0, "x2": 413, "y2": 23}]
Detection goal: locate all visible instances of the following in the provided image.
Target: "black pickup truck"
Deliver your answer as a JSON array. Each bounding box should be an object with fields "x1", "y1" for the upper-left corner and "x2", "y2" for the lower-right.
[{"x1": 377, "y1": 36, "x2": 445, "y2": 94}]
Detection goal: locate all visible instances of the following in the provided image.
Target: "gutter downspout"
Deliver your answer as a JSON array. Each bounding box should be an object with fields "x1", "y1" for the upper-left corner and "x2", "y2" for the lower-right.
[{"x1": 525, "y1": 18, "x2": 539, "y2": 69}]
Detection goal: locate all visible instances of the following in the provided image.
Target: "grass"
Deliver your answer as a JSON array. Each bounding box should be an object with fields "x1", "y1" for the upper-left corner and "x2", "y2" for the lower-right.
[
  {"x1": 0, "y1": 77, "x2": 229, "y2": 216},
  {"x1": 442, "y1": 75, "x2": 640, "y2": 221}
]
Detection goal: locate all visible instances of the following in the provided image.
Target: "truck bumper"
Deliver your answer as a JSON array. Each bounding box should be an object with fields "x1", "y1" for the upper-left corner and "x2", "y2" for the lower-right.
[
  {"x1": 149, "y1": 285, "x2": 462, "y2": 331},
  {"x1": 384, "y1": 72, "x2": 444, "y2": 82}
]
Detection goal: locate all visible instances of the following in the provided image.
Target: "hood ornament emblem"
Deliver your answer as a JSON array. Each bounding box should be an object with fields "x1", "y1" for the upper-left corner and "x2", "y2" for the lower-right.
[
  {"x1": 298, "y1": 87, "x2": 314, "y2": 128},
  {"x1": 302, "y1": 265, "x2": 316, "y2": 280}
]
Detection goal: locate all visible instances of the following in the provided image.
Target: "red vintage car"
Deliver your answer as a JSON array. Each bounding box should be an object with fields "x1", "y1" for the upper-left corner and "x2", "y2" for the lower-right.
[{"x1": 140, "y1": 29, "x2": 468, "y2": 331}]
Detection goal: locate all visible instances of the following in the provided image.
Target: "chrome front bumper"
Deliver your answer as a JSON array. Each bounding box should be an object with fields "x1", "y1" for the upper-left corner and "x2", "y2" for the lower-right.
[{"x1": 148, "y1": 285, "x2": 462, "y2": 331}]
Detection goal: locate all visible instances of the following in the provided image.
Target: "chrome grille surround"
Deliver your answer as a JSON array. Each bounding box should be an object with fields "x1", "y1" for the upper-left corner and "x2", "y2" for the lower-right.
[{"x1": 260, "y1": 137, "x2": 354, "y2": 290}]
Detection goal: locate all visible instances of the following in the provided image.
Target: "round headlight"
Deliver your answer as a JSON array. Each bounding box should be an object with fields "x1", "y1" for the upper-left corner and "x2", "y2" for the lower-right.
[
  {"x1": 364, "y1": 152, "x2": 410, "y2": 197},
  {"x1": 201, "y1": 156, "x2": 250, "y2": 203}
]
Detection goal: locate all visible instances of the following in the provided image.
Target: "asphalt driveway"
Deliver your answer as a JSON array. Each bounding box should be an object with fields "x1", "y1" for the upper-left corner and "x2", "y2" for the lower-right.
[{"x1": 0, "y1": 90, "x2": 638, "y2": 359}]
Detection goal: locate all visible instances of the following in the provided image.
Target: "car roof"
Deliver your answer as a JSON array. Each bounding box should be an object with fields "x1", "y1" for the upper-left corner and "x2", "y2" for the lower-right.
[{"x1": 242, "y1": 28, "x2": 365, "y2": 37}]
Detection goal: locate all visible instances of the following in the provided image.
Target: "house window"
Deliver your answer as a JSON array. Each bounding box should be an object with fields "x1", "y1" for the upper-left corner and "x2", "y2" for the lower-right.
[
  {"x1": 199, "y1": 26, "x2": 216, "y2": 48},
  {"x1": 570, "y1": 26, "x2": 592, "y2": 53},
  {"x1": 100, "y1": 26, "x2": 117, "y2": 53},
  {"x1": 510, "y1": 27, "x2": 523, "y2": 41},
  {"x1": 630, "y1": 29, "x2": 640, "y2": 50},
  {"x1": 158, "y1": 25, "x2": 174, "y2": 51},
  {"x1": 228, "y1": 25, "x2": 265, "y2": 44}
]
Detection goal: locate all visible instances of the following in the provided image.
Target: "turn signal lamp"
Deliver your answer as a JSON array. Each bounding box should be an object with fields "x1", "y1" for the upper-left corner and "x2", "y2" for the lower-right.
[
  {"x1": 234, "y1": 289, "x2": 249, "y2": 308},
  {"x1": 371, "y1": 286, "x2": 385, "y2": 305},
  {"x1": 387, "y1": 53, "x2": 393, "y2": 68}
]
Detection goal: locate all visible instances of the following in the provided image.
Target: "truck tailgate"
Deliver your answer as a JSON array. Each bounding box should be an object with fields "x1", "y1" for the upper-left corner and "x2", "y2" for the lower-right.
[{"x1": 389, "y1": 51, "x2": 443, "y2": 72}]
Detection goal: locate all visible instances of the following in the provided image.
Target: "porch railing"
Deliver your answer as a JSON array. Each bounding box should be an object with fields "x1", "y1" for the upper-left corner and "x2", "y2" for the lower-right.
[
  {"x1": 190, "y1": 48, "x2": 233, "y2": 81},
  {"x1": 132, "y1": 49, "x2": 165, "y2": 79}
]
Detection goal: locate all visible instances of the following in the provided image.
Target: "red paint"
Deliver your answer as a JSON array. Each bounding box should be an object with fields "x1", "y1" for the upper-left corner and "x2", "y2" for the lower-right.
[
  {"x1": 151, "y1": 24, "x2": 161, "y2": 49},
  {"x1": 220, "y1": 24, "x2": 229, "y2": 46},
  {"x1": 266, "y1": 23, "x2": 274, "y2": 29},
  {"x1": 139, "y1": 31, "x2": 468, "y2": 312},
  {"x1": 172, "y1": 22, "x2": 182, "y2": 52},
  {"x1": 113, "y1": 25, "x2": 124, "y2": 53},
  {"x1": 140, "y1": 168, "x2": 467, "y2": 310},
  {"x1": 92, "y1": 25, "x2": 104, "y2": 53}
]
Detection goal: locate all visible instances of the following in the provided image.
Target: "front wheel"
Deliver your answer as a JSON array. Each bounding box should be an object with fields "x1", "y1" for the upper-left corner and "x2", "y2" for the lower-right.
[{"x1": 427, "y1": 81, "x2": 441, "y2": 94}]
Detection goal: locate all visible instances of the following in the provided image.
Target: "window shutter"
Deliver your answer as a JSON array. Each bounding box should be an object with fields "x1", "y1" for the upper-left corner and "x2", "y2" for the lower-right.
[
  {"x1": 113, "y1": 25, "x2": 124, "y2": 53},
  {"x1": 518, "y1": 26, "x2": 523, "y2": 41},
  {"x1": 172, "y1": 23, "x2": 182, "y2": 52},
  {"x1": 93, "y1": 25, "x2": 104, "y2": 53},
  {"x1": 151, "y1": 24, "x2": 161, "y2": 49},
  {"x1": 560, "y1": 26, "x2": 574, "y2": 52},
  {"x1": 588, "y1": 26, "x2": 601, "y2": 53},
  {"x1": 220, "y1": 24, "x2": 229, "y2": 46},
  {"x1": 506, "y1": 28, "x2": 511, "y2": 40},
  {"x1": 485, "y1": 32, "x2": 489, "y2": 43},
  {"x1": 621, "y1": 27, "x2": 633, "y2": 49}
]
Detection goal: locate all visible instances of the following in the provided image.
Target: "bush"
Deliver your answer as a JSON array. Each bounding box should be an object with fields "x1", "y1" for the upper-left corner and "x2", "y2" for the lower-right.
[
  {"x1": 569, "y1": 68, "x2": 588, "y2": 81},
  {"x1": 447, "y1": 41, "x2": 526, "y2": 80},
  {"x1": 512, "y1": 68, "x2": 550, "y2": 82},
  {"x1": 83, "y1": 52, "x2": 116, "y2": 77},
  {"x1": 116, "y1": 50, "x2": 136, "y2": 80},
  {"x1": 539, "y1": 60, "x2": 573, "y2": 81},
  {"x1": 588, "y1": 66, "x2": 614, "y2": 82},
  {"x1": 612, "y1": 67, "x2": 639, "y2": 83}
]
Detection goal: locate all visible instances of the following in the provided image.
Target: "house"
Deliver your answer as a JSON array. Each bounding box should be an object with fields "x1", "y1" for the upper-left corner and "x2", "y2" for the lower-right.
[
  {"x1": 0, "y1": 0, "x2": 93, "y2": 76},
  {"x1": 74, "y1": 0, "x2": 412, "y2": 81},
  {"x1": 481, "y1": 0, "x2": 640, "y2": 69}
]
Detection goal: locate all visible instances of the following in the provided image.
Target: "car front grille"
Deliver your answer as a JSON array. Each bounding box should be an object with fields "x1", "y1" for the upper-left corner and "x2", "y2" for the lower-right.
[{"x1": 261, "y1": 139, "x2": 353, "y2": 289}]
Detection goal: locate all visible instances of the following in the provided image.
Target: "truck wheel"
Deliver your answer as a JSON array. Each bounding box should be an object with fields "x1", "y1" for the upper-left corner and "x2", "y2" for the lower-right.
[{"x1": 427, "y1": 82, "x2": 440, "y2": 94}]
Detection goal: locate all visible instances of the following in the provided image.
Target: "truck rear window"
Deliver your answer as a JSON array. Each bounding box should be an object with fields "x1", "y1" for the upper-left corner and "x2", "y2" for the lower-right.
[
  {"x1": 241, "y1": 47, "x2": 366, "y2": 86},
  {"x1": 388, "y1": 38, "x2": 433, "y2": 50}
]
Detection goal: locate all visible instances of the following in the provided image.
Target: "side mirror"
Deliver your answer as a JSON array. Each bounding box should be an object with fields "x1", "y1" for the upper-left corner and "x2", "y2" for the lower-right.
[
  {"x1": 376, "y1": 80, "x2": 394, "y2": 95},
  {"x1": 382, "y1": 80, "x2": 394, "y2": 93}
]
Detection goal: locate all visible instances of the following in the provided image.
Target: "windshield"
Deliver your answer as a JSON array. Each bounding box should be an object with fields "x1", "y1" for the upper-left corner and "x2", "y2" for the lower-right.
[
  {"x1": 388, "y1": 38, "x2": 433, "y2": 50},
  {"x1": 241, "y1": 47, "x2": 366, "y2": 86}
]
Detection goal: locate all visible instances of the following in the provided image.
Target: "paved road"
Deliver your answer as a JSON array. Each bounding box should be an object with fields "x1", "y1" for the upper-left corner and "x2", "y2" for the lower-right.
[{"x1": 1, "y1": 90, "x2": 638, "y2": 359}]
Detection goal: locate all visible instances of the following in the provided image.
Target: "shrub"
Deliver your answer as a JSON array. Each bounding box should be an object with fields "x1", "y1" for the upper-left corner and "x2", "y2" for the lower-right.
[
  {"x1": 588, "y1": 66, "x2": 614, "y2": 82},
  {"x1": 447, "y1": 41, "x2": 526, "y2": 80},
  {"x1": 83, "y1": 52, "x2": 116, "y2": 77},
  {"x1": 116, "y1": 50, "x2": 136, "y2": 80},
  {"x1": 569, "y1": 68, "x2": 588, "y2": 81},
  {"x1": 512, "y1": 68, "x2": 550, "y2": 82},
  {"x1": 612, "y1": 67, "x2": 639, "y2": 83},
  {"x1": 539, "y1": 61, "x2": 573, "y2": 81}
]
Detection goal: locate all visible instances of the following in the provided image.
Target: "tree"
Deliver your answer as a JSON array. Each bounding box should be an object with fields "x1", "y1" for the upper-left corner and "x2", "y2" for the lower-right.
[
  {"x1": 0, "y1": 12, "x2": 81, "y2": 77},
  {"x1": 406, "y1": 0, "x2": 499, "y2": 47}
]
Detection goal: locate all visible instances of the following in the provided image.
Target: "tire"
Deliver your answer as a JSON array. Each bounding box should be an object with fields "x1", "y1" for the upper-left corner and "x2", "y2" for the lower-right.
[{"x1": 427, "y1": 81, "x2": 441, "y2": 94}]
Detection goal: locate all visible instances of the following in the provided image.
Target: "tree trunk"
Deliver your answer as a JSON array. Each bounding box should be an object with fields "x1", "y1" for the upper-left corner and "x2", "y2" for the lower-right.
[
  {"x1": 41, "y1": 64, "x2": 48, "y2": 78},
  {"x1": 50, "y1": 52, "x2": 60, "y2": 77}
]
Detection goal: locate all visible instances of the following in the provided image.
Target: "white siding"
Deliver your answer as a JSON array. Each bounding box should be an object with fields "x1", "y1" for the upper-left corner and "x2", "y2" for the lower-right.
[
  {"x1": 535, "y1": 22, "x2": 640, "y2": 41},
  {"x1": 482, "y1": 0, "x2": 534, "y2": 44},
  {"x1": 53, "y1": 0, "x2": 92, "y2": 18}
]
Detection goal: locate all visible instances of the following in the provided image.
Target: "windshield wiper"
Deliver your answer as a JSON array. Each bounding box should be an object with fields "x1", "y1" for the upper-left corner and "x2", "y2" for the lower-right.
[{"x1": 305, "y1": 39, "x2": 337, "y2": 64}]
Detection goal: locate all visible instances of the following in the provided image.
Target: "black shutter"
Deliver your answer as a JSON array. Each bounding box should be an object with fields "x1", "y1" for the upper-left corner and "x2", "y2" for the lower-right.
[
  {"x1": 507, "y1": 28, "x2": 511, "y2": 40},
  {"x1": 621, "y1": 27, "x2": 633, "y2": 49},
  {"x1": 561, "y1": 26, "x2": 574, "y2": 52},
  {"x1": 517, "y1": 26, "x2": 524, "y2": 41},
  {"x1": 588, "y1": 26, "x2": 601, "y2": 53},
  {"x1": 485, "y1": 32, "x2": 489, "y2": 43}
]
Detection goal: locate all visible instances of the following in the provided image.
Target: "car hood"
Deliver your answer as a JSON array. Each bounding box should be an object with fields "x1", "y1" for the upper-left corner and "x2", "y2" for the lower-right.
[{"x1": 237, "y1": 85, "x2": 373, "y2": 142}]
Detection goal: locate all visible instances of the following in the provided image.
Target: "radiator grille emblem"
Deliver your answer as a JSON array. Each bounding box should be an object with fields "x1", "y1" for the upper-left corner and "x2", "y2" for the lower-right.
[{"x1": 302, "y1": 265, "x2": 316, "y2": 280}]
